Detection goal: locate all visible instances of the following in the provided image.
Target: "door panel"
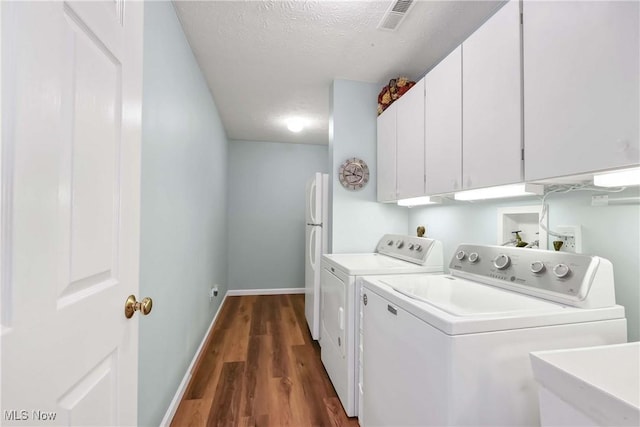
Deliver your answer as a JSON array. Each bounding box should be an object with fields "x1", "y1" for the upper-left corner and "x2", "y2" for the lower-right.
[
  {"x1": 1, "y1": 1, "x2": 143, "y2": 425},
  {"x1": 396, "y1": 78, "x2": 425, "y2": 199},
  {"x1": 523, "y1": 1, "x2": 639, "y2": 180},
  {"x1": 425, "y1": 46, "x2": 462, "y2": 195},
  {"x1": 462, "y1": 0, "x2": 522, "y2": 189},
  {"x1": 376, "y1": 103, "x2": 397, "y2": 202}
]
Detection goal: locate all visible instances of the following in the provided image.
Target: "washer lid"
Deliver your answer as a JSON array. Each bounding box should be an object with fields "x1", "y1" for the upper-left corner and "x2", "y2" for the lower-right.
[
  {"x1": 385, "y1": 274, "x2": 558, "y2": 316},
  {"x1": 365, "y1": 274, "x2": 625, "y2": 335},
  {"x1": 322, "y1": 253, "x2": 442, "y2": 276}
]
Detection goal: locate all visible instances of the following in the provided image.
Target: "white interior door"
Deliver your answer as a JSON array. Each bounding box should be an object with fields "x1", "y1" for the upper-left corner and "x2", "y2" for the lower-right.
[{"x1": 1, "y1": 1, "x2": 143, "y2": 425}]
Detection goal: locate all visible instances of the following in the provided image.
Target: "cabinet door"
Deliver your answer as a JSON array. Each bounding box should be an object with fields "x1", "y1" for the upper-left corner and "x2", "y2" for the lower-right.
[
  {"x1": 523, "y1": 1, "x2": 639, "y2": 181},
  {"x1": 396, "y1": 79, "x2": 426, "y2": 199},
  {"x1": 376, "y1": 103, "x2": 397, "y2": 202},
  {"x1": 462, "y1": 0, "x2": 522, "y2": 189},
  {"x1": 425, "y1": 46, "x2": 462, "y2": 195}
]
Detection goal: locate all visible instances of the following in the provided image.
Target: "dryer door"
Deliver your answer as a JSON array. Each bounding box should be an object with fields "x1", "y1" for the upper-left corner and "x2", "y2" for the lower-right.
[{"x1": 320, "y1": 267, "x2": 346, "y2": 357}]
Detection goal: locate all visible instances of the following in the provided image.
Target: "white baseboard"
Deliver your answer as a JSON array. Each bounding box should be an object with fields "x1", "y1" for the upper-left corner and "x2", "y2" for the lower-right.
[
  {"x1": 159, "y1": 294, "x2": 228, "y2": 427},
  {"x1": 226, "y1": 287, "x2": 305, "y2": 296}
]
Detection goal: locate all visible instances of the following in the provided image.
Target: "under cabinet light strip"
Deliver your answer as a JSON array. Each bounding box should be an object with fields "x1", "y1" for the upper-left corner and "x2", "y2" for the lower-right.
[
  {"x1": 593, "y1": 167, "x2": 640, "y2": 187},
  {"x1": 454, "y1": 183, "x2": 544, "y2": 201},
  {"x1": 397, "y1": 196, "x2": 436, "y2": 207}
]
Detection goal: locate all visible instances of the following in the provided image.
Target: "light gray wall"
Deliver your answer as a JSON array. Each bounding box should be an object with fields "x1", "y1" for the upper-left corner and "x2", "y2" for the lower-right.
[
  {"x1": 330, "y1": 80, "x2": 408, "y2": 253},
  {"x1": 227, "y1": 140, "x2": 328, "y2": 290},
  {"x1": 407, "y1": 189, "x2": 640, "y2": 341},
  {"x1": 139, "y1": 2, "x2": 228, "y2": 426}
]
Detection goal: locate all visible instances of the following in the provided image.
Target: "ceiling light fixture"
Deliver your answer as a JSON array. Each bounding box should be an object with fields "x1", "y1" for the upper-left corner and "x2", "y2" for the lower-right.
[
  {"x1": 593, "y1": 167, "x2": 640, "y2": 187},
  {"x1": 286, "y1": 117, "x2": 305, "y2": 133},
  {"x1": 454, "y1": 183, "x2": 544, "y2": 201},
  {"x1": 397, "y1": 196, "x2": 439, "y2": 207}
]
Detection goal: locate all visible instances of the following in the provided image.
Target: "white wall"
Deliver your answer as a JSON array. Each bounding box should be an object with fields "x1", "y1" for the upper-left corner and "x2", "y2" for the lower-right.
[
  {"x1": 330, "y1": 80, "x2": 408, "y2": 253},
  {"x1": 227, "y1": 140, "x2": 328, "y2": 290},
  {"x1": 407, "y1": 189, "x2": 640, "y2": 341},
  {"x1": 139, "y1": 2, "x2": 229, "y2": 426}
]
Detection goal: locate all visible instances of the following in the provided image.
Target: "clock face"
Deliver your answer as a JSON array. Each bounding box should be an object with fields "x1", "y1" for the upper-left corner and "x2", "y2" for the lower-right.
[{"x1": 339, "y1": 158, "x2": 370, "y2": 190}]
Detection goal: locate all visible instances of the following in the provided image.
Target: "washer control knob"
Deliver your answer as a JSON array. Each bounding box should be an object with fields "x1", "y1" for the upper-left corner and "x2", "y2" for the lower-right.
[
  {"x1": 455, "y1": 250, "x2": 466, "y2": 261},
  {"x1": 493, "y1": 254, "x2": 511, "y2": 270},
  {"x1": 415, "y1": 244, "x2": 423, "y2": 252},
  {"x1": 408, "y1": 243, "x2": 415, "y2": 250},
  {"x1": 468, "y1": 252, "x2": 480, "y2": 263},
  {"x1": 387, "y1": 240, "x2": 394, "y2": 246},
  {"x1": 553, "y1": 263, "x2": 571, "y2": 278},
  {"x1": 396, "y1": 240, "x2": 404, "y2": 249},
  {"x1": 531, "y1": 261, "x2": 546, "y2": 274}
]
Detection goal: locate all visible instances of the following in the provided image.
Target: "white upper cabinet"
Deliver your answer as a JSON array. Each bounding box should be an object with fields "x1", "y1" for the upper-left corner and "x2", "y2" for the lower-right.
[
  {"x1": 377, "y1": 101, "x2": 398, "y2": 202},
  {"x1": 396, "y1": 79, "x2": 426, "y2": 199},
  {"x1": 523, "y1": 1, "x2": 639, "y2": 181},
  {"x1": 462, "y1": 0, "x2": 522, "y2": 190},
  {"x1": 425, "y1": 46, "x2": 462, "y2": 195}
]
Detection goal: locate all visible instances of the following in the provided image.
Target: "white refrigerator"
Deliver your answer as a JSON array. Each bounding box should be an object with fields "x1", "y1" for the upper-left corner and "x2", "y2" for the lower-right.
[{"x1": 305, "y1": 172, "x2": 328, "y2": 341}]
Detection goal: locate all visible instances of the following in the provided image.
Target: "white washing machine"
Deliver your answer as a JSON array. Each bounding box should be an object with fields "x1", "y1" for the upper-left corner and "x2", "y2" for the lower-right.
[
  {"x1": 361, "y1": 244, "x2": 627, "y2": 427},
  {"x1": 320, "y1": 234, "x2": 444, "y2": 418}
]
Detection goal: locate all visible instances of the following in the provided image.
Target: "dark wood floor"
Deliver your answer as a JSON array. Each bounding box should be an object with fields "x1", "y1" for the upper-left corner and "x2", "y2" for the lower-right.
[{"x1": 171, "y1": 294, "x2": 360, "y2": 427}]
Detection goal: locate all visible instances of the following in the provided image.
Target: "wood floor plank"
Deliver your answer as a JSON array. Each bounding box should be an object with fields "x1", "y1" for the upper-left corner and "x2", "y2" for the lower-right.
[
  {"x1": 324, "y1": 397, "x2": 360, "y2": 427},
  {"x1": 222, "y1": 297, "x2": 252, "y2": 362},
  {"x1": 269, "y1": 315, "x2": 290, "y2": 379},
  {"x1": 171, "y1": 398, "x2": 213, "y2": 427},
  {"x1": 288, "y1": 293, "x2": 314, "y2": 345},
  {"x1": 267, "y1": 376, "x2": 296, "y2": 426},
  {"x1": 241, "y1": 335, "x2": 271, "y2": 418},
  {"x1": 184, "y1": 326, "x2": 228, "y2": 400},
  {"x1": 217, "y1": 296, "x2": 241, "y2": 329},
  {"x1": 279, "y1": 304, "x2": 306, "y2": 347},
  {"x1": 249, "y1": 296, "x2": 267, "y2": 336},
  {"x1": 207, "y1": 361, "x2": 245, "y2": 427},
  {"x1": 291, "y1": 344, "x2": 334, "y2": 426}
]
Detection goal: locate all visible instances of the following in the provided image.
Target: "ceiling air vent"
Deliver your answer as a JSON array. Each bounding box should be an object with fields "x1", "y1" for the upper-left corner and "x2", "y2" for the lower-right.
[{"x1": 377, "y1": 0, "x2": 415, "y2": 31}]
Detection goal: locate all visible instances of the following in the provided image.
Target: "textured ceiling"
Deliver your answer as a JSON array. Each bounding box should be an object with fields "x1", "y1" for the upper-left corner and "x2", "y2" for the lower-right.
[{"x1": 174, "y1": 0, "x2": 505, "y2": 145}]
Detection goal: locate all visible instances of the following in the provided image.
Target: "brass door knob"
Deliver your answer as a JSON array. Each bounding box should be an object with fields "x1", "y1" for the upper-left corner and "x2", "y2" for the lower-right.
[{"x1": 124, "y1": 295, "x2": 153, "y2": 319}]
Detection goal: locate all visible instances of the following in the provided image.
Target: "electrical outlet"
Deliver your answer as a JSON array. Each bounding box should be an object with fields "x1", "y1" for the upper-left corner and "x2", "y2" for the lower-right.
[
  {"x1": 209, "y1": 285, "x2": 218, "y2": 301},
  {"x1": 555, "y1": 225, "x2": 582, "y2": 253}
]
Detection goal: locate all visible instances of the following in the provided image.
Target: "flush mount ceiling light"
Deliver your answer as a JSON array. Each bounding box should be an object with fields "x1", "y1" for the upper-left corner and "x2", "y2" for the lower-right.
[
  {"x1": 397, "y1": 196, "x2": 440, "y2": 207},
  {"x1": 454, "y1": 183, "x2": 544, "y2": 201},
  {"x1": 593, "y1": 167, "x2": 640, "y2": 187},
  {"x1": 286, "y1": 117, "x2": 306, "y2": 133}
]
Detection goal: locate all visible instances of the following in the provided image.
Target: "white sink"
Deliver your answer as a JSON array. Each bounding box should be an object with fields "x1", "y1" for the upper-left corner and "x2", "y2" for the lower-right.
[{"x1": 530, "y1": 342, "x2": 640, "y2": 427}]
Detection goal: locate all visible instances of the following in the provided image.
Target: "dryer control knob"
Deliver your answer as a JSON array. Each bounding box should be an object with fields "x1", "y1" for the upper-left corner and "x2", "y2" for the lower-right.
[
  {"x1": 387, "y1": 240, "x2": 394, "y2": 246},
  {"x1": 415, "y1": 244, "x2": 423, "y2": 252},
  {"x1": 396, "y1": 240, "x2": 404, "y2": 249},
  {"x1": 408, "y1": 243, "x2": 415, "y2": 250},
  {"x1": 531, "y1": 261, "x2": 546, "y2": 274},
  {"x1": 455, "y1": 250, "x2": 466, "y2": 261},
  {"x1": 493, "y1": 254, "x2": 511, "y2": 270},
  {"x1": 553, "y1": 263, "x2": 571, "y2": 278},
  {"x1": 468, "y1": 252, "x2": 480, "y2": 263}
]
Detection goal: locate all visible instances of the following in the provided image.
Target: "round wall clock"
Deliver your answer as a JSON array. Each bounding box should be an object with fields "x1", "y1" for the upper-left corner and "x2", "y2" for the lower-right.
[{"x1": 339, "y1": 157, "x2": 370, "y2": 191}]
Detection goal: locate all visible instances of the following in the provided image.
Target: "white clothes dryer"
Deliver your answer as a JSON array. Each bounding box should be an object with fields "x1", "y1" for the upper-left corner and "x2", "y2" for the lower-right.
[
  {"x1": 319, "y1": 234, "x2": 444, "y2": 418},
  {"x1": 360, "y1": 244, "x2": 627, "y2": 427}
]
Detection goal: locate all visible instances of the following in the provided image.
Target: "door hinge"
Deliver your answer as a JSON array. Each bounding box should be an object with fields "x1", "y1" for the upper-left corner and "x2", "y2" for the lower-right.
[
  {"x1": 521, "y1": 148, "x2": 525, "y2": 161},
  {"x1": 520, "y1": 12, "x2": 523, "y2": 25}
]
